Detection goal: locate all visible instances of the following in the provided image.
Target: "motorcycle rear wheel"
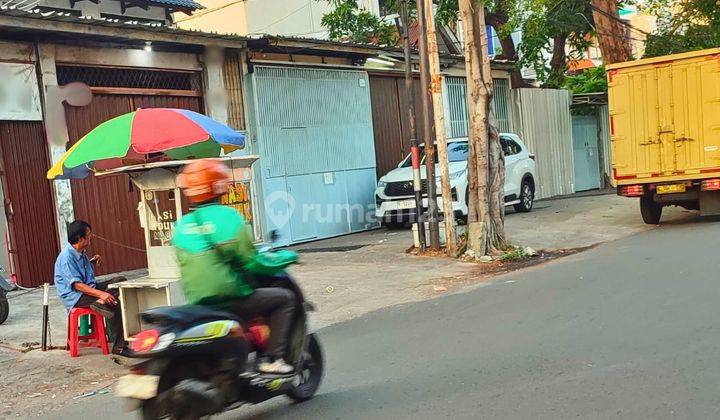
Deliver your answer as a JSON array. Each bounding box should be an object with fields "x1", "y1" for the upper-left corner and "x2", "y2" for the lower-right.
[
  {"x1": 0, "y1": 290, "x2": 8, "y2": 325},
  {"x1": 286, "y1": 333, "x2": 324, "y2": 402}
]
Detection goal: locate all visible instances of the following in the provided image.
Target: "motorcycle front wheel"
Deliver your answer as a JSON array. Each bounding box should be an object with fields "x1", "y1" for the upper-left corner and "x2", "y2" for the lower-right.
[
  {"x1": 286, "y1": 333, "x2": 324, "y2": 402},
  {"x1": 0, "y1": 290, "x2": 8, "y2": 325}
]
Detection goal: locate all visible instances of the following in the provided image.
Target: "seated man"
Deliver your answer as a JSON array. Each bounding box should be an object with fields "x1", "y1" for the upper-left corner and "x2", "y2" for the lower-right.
[
  {"x1": 173, "y1": 159, "x2": 296, "y2": 375},
  {"x1": 54, "y1": 220, "x2": 127, "y2": 355}
]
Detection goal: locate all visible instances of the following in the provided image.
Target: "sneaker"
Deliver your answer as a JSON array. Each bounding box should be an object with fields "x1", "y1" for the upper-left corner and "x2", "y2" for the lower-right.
[{"x1": 258, "y1": 358, "x2": 294, "y2": 375}]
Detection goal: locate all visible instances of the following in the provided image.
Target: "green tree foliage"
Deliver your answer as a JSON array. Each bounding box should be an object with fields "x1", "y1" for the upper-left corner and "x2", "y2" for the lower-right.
[
  {"x1": 563, "y1": 65, "x2": 608, "y2": 93},
  {"x1": 640, "y1": 0, "x2": 720, "y2": 57},
  {"x1": 320, "y1": 0, "x2": 596, "y2": 87},
  {"x1": 320, "y1": 0, "x2": 398, "y2": 45},
  {"x1": 517, "y1": 0, "x2": 594, "y2": 87}
]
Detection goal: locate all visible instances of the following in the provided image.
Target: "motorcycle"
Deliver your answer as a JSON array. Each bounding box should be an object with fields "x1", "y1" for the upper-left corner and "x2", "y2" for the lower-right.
[
  {"x1": 116, "y1": 262, "x2": 323, "y2": 419},
  {"x1": 0, "y1": 268, "x2": 14, "y2": 325}
]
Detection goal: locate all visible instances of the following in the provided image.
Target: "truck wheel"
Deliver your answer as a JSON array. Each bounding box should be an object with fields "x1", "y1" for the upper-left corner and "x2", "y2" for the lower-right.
[{"x1": 640, "y1": 195, "x2": 662, "y2": 224}]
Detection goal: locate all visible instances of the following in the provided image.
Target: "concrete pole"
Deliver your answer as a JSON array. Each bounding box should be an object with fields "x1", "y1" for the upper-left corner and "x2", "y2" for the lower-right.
[
  {"x1": 36, "y1": 43, "x2": 76, "y2": 245},
  {"x1": 202, "y1": 46, "x2": 229, "y2": 126},
  {"x1": 415, "y1": 0, "x2": 441, "y2": 250},
  {"x1": 422, "y1": 0, "x2": 456, "y2": 255}
]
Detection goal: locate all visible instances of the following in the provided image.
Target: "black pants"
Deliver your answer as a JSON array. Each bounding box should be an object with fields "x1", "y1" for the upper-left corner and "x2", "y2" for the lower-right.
[
  {"x1": 223, "y1": 287, "x2": 296, "y2": 359},
  {"x1": 75, "y1": 283, "x2": 125, "y2": 351}
]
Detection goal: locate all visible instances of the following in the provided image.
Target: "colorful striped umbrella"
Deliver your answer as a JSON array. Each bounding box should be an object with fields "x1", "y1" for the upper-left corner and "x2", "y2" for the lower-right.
[{"x1": 47, "y1": 108, "x2": 245, "y2": 179}]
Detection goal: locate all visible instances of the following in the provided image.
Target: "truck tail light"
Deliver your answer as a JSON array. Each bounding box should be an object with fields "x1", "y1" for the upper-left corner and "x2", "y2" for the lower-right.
[
  {"x1": 620, "y1": 185, "x2": 644, "y2": 197},
  {"x1": 701, "y1": 179, "x2": 720, "y2": 191}
]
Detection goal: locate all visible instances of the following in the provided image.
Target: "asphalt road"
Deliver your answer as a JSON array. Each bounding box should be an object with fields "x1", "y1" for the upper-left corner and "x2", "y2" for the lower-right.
[{"x1": 54, "y1": 217, "x2": 720, "y2": 419}]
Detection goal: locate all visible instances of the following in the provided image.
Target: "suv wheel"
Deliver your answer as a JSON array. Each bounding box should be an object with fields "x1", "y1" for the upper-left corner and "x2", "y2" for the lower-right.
[{"x1": 514, "y1": 179, "x2": 535, "y2": 213}]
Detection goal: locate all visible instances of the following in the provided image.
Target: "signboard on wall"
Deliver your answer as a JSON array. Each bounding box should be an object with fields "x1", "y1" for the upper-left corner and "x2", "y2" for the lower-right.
[
  {"x1": 221, "y1": 182, "x2": 254, "y2": 226},
  {"x1": 0, "y1": 63, "x2": 42, "y2": 121}
]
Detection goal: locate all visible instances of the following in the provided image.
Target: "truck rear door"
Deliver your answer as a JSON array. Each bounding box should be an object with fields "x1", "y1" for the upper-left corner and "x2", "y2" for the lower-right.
[{"x1": 670, "y1": 57, "x2": 720, "y2": 174}]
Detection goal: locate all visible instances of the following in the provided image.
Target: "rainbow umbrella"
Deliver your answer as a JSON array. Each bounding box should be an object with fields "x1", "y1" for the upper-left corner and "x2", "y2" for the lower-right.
[{"x1": 47, "y1": 108, "x2": 245, "y2": 179}]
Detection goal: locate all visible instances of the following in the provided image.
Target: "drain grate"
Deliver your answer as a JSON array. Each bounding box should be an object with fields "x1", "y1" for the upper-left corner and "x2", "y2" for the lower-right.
[{"x1": 295, "y1": 244, "x2": 368, "y2": 253}]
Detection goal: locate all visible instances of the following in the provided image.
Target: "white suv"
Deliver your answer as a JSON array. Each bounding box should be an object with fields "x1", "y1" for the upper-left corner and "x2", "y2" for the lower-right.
[{"x1": 375, "y1": 134, "x2": 538, "y2": 226}]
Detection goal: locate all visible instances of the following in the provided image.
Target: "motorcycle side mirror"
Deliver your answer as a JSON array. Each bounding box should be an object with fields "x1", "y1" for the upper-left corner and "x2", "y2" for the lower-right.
[{"x1": 269, "y1": 230, "x2": 279, "y2": 243}]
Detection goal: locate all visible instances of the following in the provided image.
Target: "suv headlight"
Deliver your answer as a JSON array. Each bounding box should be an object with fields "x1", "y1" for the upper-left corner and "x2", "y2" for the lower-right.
[
  {"x1": 378, "y1": 180, "x2": 388, "y2": 188},
  {"x1": 437, "y1": 169, "x2": 466, "y2": 183}
]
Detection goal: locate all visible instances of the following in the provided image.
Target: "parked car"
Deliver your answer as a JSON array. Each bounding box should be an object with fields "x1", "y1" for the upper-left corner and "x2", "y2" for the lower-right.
[{"x1": 375, "y1": 134, "x2": 537, "y2": 227}]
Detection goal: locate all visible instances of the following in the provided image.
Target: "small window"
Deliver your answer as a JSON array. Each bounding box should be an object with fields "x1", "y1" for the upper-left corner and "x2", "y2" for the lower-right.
[{"x1": 500, "y1": 136, "x2": 521, "y2": 156}]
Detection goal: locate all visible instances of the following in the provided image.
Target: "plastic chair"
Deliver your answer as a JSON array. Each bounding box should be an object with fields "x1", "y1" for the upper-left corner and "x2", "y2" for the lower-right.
[{"x1": 67, "y1": 307, "x2": 109, "y2": 357}]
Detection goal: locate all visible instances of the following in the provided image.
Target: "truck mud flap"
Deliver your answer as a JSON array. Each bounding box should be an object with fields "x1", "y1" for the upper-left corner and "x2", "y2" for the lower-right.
[{"x1": 700, "y1": 191, "x2": 720, "y2": 216}]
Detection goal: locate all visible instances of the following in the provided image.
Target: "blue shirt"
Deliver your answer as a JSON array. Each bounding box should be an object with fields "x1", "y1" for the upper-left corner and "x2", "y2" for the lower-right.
[{"x1": 54, "y1": 243, "x2": 96, "y2": 311}]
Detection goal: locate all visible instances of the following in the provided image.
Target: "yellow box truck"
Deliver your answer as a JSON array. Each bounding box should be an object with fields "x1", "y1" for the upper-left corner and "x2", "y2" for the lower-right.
[{"x1": 607, "y1": 48, "x2": 720, "y2": 224}]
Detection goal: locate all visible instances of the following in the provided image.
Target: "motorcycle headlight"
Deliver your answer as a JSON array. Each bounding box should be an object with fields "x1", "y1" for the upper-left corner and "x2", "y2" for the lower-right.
[{"x1": 153, "y1": 332, "x2": 176, "y2": 351}]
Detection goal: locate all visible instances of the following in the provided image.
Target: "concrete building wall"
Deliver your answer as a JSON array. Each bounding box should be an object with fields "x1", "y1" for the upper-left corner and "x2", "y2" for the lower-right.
[
  {"x1": 244, "y1": 0, "x2": 332, "y2": 38},
  {"x1": 175, "y1": 0, "x2": 249, "y2": 35},
  {"x1": 177, "y1": 0, "x2": 380, "y2": 38}
]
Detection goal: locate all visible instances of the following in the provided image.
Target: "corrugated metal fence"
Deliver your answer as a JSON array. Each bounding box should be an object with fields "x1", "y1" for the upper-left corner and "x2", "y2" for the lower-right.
[
  {"x1": 598, "y1": 105, "x2": 612, "y2": 183},
  {"x1": 445, "y1": 77, "x2": 512, "y2": 137},
  {"x1": 511, "y1": 88, "x2": 575, "y2": 199}
]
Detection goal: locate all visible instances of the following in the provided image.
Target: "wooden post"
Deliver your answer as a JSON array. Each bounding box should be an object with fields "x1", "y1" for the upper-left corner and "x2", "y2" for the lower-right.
[
  {"x1": 423, "y1": 0, "x2": 456, "y2": 255},
  {"x1": 41, "y1": 283, "x2": 49, "y2": 351},
  {"x1": 415, "y1": 0, "x2": 441, "y2": 250}
]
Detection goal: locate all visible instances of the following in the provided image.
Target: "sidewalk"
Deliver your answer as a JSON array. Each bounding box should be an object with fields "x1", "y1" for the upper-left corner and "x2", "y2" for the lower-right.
[{"x1": 0, "y1": 192, "x2": 699, "y2": 416}]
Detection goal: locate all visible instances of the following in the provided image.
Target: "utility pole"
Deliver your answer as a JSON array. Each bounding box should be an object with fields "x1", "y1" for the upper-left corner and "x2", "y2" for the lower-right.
[
  {"x1": 415, "y1": 0, "x2": 441, "y2": 250},
  {"x1": 422, "y1": 0, "x2": 456, "y2": 255},
  {"x1": 400, "y1": 0, "x2": 426, "y2": 250}
]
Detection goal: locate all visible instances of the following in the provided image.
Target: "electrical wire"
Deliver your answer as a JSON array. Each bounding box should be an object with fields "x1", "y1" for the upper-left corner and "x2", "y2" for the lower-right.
[
  {"x1": 587, "y1": 3, "x2": 650, "y2": 36},
  {"x1": 246, "y1": 1, "x2": 314, "y2": 35},
  {"x1": 174, "y1": 0, "x2": 246, "y2": 23},
  {"x1": 93, "y1": 234, "x2": 147, "y2": 253}
]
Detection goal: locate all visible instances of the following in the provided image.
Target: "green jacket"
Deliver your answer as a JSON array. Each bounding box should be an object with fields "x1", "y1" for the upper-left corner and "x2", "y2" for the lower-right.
[{"x1": 172, "y1": 204, "x2": 296, "y2": 306}]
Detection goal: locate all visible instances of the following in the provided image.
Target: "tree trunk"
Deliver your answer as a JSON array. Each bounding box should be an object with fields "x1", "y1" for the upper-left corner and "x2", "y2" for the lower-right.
[
  {"x1": 487, "y1": 124, "x2": 506, "y2": 251},
  {"x1": 548, "y1": 32, "x2": 569, "y2": 87},
  {"x1": 480, "y1": 10, "x2": 505, "y2": 254},
  {"x1": 461, "y1": 0, "x2": 506, "y2": 256},
  {"x1": 486, "y1": 8, "x2": 526, "y2": 88},
  {"x1": 495, "y1": 33, "x2": 526, "y2": 88},
  {"x1": 590, "y1": 0, "x2": 632, "y2": 64}
]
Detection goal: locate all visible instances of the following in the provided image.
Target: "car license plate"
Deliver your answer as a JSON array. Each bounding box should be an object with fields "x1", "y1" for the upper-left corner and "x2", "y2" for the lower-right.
[
  {"x1": 396, "y1": 199, "x2": 416, "y2": 210},
  {"x1": 657, "y1": 184, "x2": 686, "y2": 194},
  {"x1": 115, "y1": 374, "x2": 160, "y2": 400}
]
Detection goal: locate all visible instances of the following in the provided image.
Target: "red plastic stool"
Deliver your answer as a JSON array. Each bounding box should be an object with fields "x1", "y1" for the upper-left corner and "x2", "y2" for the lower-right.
[{"x1": 67, "y1": 307, "x2": 109, "y2": 357}]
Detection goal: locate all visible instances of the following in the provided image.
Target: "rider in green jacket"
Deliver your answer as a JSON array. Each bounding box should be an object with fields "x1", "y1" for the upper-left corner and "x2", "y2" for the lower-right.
[{"x1": 173, "y1": 159, "x2": 297, "y2": 374}]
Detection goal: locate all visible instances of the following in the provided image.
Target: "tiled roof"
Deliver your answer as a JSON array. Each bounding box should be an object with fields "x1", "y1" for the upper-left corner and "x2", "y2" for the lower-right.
[{"x1": 147, "y1": 0, "x2": 204, "y2": 11}]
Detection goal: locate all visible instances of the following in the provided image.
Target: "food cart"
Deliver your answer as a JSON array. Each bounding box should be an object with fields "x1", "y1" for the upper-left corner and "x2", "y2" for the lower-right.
[
  {"x1": 45, "y1": 108, "x2": 255, "y2": 340},
  {"x1": 95, "y1": 156, "x2": 258, "y2": 339}
]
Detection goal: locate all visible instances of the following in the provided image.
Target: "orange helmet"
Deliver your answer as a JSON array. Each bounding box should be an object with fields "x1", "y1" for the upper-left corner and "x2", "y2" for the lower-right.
[{"x1": 177, "y1": 159, "x2": 231, "y2": 203}]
